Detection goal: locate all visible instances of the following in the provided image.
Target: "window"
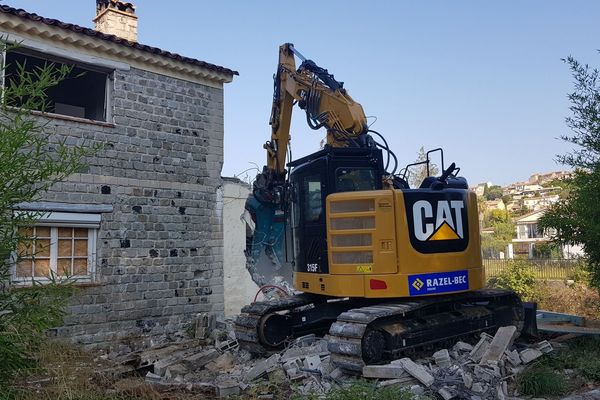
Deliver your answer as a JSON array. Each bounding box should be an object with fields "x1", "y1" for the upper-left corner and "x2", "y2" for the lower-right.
[
  {"x1": 303, "y1": 175, "x2": 323, "y2": 223},
  {"x1": 12, "y1": 212, "x2": 99, "y2": 284},
  {"x1": 526, "y1": 223, "x2": 544, "y2": 239},
  {"x1": 336, "y1": 168, "x2": 377, "y2": 192},
  {"x1": 4, "y1": 49, "x2": 111, "y2": 121}
]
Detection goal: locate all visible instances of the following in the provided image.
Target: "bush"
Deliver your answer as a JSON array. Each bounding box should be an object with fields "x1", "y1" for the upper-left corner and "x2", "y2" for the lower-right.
[
  {"x1": 488, "y1": 260, "x2": 536, "y2": 300},
  {"x1": 532, "y1": 281, "x2": 600, "y2": 319},
  {"x1": 0, "y1": 41, "x2": 95, "y2": 383}
]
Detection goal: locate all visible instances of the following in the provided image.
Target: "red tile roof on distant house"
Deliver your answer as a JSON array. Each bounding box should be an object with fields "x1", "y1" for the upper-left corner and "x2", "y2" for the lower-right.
[{"x1": 0, "y1": 4, "x2": 238, "y2": 77}]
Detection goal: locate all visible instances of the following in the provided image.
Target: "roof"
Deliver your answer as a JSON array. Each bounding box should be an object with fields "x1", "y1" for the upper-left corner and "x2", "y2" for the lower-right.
[
  {"x1": 514, "y1": 208, "x2": 547, "y2": 223},
  {"x1": 0, "y1": 4, "x2": 238, "y2": 77}
]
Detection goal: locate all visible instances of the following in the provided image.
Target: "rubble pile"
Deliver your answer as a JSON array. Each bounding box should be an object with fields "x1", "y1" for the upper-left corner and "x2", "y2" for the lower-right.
[{"x1": 101, "y1": 317, "x2": 556, "y2": 399}]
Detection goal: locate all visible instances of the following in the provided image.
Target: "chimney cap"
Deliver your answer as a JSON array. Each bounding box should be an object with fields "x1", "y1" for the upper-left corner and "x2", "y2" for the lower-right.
[{"x1": 96, "y1": 0, "x2": 135, "y2": 14}]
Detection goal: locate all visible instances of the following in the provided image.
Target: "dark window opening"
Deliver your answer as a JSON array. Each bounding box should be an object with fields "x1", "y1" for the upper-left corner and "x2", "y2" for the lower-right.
[
  {"x1": 303, "y1": 175, "x2": 323, "y2": 223},
  {"x1": 5, "y1": 50, "x2": 109, "y2": 121},
  {"x1": 336, "y1": 168, "x2": 377, "y2": 192}
]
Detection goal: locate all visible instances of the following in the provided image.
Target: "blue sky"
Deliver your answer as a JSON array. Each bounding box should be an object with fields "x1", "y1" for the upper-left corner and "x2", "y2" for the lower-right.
[{"x1": 4, "y1": 1, "x2": 600, "y2": 186}]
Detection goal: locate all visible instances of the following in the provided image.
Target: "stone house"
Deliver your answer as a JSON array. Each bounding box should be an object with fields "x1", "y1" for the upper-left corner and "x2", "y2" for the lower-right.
[{"x1": 1, "y1": 1, "x2": 236, "y2": 348}]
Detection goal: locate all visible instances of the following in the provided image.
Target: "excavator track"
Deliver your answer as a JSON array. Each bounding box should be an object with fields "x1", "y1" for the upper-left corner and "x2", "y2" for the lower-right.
[
  {"x1": 234, "y1": 289, "x2": 524, "y2": 374},
  {"x1": 235, "y1": 294, "x2": 316, "y2": 355},
  {"x1": 328, "y1": 289, "x2": 524, "y2": 373}
]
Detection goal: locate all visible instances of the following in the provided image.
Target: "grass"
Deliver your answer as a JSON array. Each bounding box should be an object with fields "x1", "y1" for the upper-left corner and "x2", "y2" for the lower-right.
[
  {"x1": 2, "y1": 340, "x2": 166, "y2": 400},
  {"x1": 291, "y1": 380, "x2": 430, "y2": 400},
  {"x1": 518, "y1": 336, "x2": 600, "y2": 397}
]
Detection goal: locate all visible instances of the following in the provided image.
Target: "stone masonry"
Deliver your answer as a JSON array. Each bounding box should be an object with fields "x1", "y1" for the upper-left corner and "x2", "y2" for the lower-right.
[{"x1": 39, "y1": 67, "x2": 226, "y2": 348}]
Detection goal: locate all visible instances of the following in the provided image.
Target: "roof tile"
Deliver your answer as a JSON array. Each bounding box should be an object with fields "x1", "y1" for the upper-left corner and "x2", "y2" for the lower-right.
[{"x1": 0, "y1": 4, "x2": 238, "y2": 77}]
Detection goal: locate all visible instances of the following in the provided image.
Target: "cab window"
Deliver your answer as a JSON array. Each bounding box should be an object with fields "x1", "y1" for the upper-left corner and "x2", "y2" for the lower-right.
[
  {"x1": 336, "y1": 168, "x2": 377, "y2": 192},
  {"x1": 303, "y1": 175, "x2": 322, "y2": 222}
]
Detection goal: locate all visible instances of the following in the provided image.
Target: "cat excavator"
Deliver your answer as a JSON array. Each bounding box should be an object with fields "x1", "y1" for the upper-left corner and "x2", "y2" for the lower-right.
[{"x1": 235, "y1": 43, "x2": 531, "y2": 373}]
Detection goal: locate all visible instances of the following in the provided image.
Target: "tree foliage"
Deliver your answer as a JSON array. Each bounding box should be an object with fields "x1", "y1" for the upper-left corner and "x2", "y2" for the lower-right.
[
  {"x1": 407, "y1": 146, "x2": 439, "y2": 188},
  {"x1": 483, "y1": 184, "x2": 503, "y2": 200},
  {"x1": 0, "y1": 42, "x2": 95, "y2": 382},
  {"x1": 539, "y1": 55, "x2": 600, "y2": 290}
]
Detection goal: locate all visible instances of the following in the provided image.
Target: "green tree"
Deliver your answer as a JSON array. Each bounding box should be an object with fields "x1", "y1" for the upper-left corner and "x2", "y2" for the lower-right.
[
  {"x1": 483, "y1": 184, "x2": 503, "y2": 200},
  {"x1": 539, "y1": 55, "x2": 600, "y2": 290},
  {"x1": 0, "y1": 42, "x2": 95, "y2": 381},
  {"x1": 408, "y1": 146, "x2": 439, "y2": 188}
]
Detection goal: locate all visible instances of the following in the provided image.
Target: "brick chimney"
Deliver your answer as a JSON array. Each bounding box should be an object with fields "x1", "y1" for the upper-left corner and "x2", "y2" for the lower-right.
[{"x1": 94, "y1": 0, "x2": 138, "y2": 42}]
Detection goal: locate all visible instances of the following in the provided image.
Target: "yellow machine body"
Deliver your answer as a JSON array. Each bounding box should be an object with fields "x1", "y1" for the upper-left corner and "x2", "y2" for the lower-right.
[{"x1": 293, "y1": 189, "x2": 484, "y2": 298}]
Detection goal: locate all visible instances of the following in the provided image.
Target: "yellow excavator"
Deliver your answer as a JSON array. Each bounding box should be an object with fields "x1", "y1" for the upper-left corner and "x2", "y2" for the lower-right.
[{"x1": 235, "y1": 43, "x2": 530, "y2": 373}]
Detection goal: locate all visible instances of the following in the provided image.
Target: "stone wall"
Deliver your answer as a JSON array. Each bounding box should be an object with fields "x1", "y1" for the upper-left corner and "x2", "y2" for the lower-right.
[{"x1": 39, "y1": 67, "x2": 224, "y2": 348}]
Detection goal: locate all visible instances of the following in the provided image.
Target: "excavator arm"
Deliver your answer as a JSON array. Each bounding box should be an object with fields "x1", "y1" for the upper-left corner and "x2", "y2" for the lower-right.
[
  {"x1": 246, "y1": 43, "x2": 371, "y2": 284},
  {"x1": 256, "y1": 43, "x2": 370, "y2": 205},
  {"x1": 266, "y1": 43, "x2": 369, "y2": 176}
]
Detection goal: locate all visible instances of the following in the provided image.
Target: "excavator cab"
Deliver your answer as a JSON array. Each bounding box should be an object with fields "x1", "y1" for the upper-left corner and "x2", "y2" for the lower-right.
[{"x1": 287, "y1": 147, "x2": 384, "y2": 276}]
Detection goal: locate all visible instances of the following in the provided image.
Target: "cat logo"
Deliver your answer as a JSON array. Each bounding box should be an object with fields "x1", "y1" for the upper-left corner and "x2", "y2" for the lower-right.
[
  {"x1": 412, "y1": 200, "x2": 465, "y2": 241},
  {"x1": 404, "y1": 192, "x2": 469, "y2": 254}
]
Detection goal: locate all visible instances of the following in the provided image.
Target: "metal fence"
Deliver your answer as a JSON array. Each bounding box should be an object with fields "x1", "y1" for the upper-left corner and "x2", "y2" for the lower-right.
[{"x1": 483, "y1": 259, "x2": 580, "y2": 281}]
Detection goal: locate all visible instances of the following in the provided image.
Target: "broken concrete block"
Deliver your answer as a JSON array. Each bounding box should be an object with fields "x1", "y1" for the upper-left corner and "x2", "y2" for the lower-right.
[
  {"x1": 479, "y1": 326, "x2": 517, "y2": 365},
  {"x1": 217, "y1": 381, "x2": 240, "y2": 398},
  {"x1": 438, "y1": 386, "x2": 456, "y2": 400},
  {"x1": 433, "y1": 349, "x2": 452, "y2": 368},
  {"x1": 471, "y1": 382, "x2": 486, "y2": 393},
  {"x1": 534, "y1": 340, "x2": 553, "y2": 354},
  {"x1": 462, "y1": 371, "x2": 473, "y2": 389},
  {"x1": 453, "y1": 341, "x2": 474, "y2": 352},
  {"x1": 164, "y1": 363, "x2": 188, "y2": 381},
  {"x1": 376, "y1": 375, "x2": 418, "y2": 388},
  {"x1": 183, "y1": 349, "x2": 219, "y2": 371},
  {"x1": 145, "y1": 371, "x2": 162, "y2": 383},
  {"x1": 469, "y1": 336, "x2": 491, "y2": 362},
  {"x1": 244, "y1": 354, "x2": 281, "y2": 382},
  {"x1": 195, "y1": 312, "x2": 217, "y2": 339},
  {"x1": 519, "y1": 348, "x2": 543, "y2": 364},
  {"x1": 303, "y1": 355, "x2": 322, "y2": 371},
  {"x1": 399, "y1": 358, "x2": 434, "y2": 387},
  {"x1": 328, "y1": 367, "x2": 345, "y2": 380},
  {"x1": 474, "y1": 364, "x2": 501, "y2": 383},
  {"x1": 504, "y1": 349, "x2": 522, "y2": 366},
  {"x1": 281, "y1": 342, "x2": 328, "y2": 362},
  {"x1": 363, "y1": 364, "x2": 405, "y2": 379}
]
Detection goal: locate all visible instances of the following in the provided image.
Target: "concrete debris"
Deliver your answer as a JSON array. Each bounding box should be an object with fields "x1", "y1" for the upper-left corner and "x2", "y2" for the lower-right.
[
  {"x1": 363, "y1": 364, "x2": 405, "y2": 379},
  {"x1": 433, "y1": 348, "x2": 452, "y2": 368},
  {"x1": 398, "y1": 357, "x2": 435, "y2": 387},
  {"x1": 469, "y1": 335, "x2": 492, "y2": 363},
  {"x1": 534, "y1": 340, "x2": 554, "y2": 354},
  {"x1": 453, "y1": 341, "x2": 474, "y2": 353},
  {"x1": 479, "y1": 326, "x2": 517, "y2": 365},
  {"x1": 105, "y1": 318, "x2": 565, "y2": 399},
  {"x1": 519, "y1": 348, "x2": 544, "y2": 364}
]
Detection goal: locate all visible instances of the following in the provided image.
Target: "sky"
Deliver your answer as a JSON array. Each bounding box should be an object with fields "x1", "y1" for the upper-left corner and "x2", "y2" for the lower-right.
[{"x1": 3, "y1": 0, "x2": 600, "y2": 186}]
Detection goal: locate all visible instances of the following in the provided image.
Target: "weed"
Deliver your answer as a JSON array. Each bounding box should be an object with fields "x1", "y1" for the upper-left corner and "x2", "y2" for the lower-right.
[{"x1": 517, "y1": 365, "x2": 568, "y2": 397}]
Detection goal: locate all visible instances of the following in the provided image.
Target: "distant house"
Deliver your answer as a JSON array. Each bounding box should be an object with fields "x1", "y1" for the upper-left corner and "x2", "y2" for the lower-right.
[
  {"x1": 512, "y1": 209, "x2": 583, "y2": 258},
  {"x1": 484, "y1": 199, "x2": 506, "y2": 211}
]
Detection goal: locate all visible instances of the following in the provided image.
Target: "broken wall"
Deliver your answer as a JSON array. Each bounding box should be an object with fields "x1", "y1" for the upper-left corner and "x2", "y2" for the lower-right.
[{"x1": 220, "y1": 178, "x2": 259, "y2": 315}]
